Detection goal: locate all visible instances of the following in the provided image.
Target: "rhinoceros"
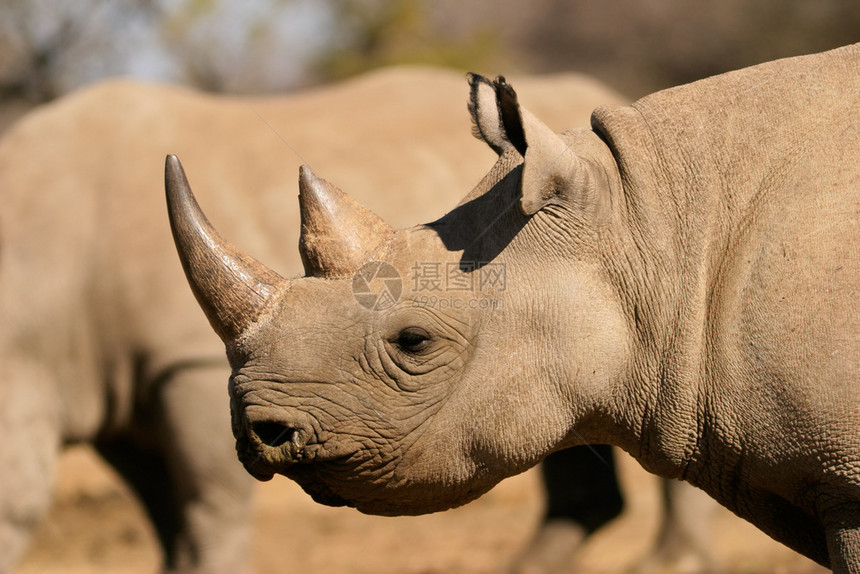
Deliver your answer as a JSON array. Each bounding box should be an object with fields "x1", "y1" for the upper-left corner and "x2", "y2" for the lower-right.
[
  {"x1": 167, "y1": 43, "x2": 860, "y2": 572},
  {"x1": 1, "y1": 67, "x2": 712, "y2": 573}
]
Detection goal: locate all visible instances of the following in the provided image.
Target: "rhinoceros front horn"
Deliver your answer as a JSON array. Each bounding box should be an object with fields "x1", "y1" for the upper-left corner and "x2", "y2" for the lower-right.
[
  {"x1": 298, "y1": 165, "x2": 394, "y2": 278},
  {"x1": 165, "y1": 155, "x2": 284, "y2": 343}
]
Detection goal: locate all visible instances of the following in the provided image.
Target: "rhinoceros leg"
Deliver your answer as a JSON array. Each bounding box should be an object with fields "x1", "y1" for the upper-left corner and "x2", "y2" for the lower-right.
[
  {"x1": 510, "y1": 445, "x2": 623, "y2": 574},
  {"x1": 99, "y1": 363, "x2": 253, "y2": 574},
  {"x1": 0, "y1": 366, "x2": 61, "y2": 572},
  {"x1": 632, "y1": 479, "x2": 719, "y2": 574},
  {"x1": 511, "y1": 447, "x2": 719, "y2": 574},
  {"x1": 156, "y1": 364, "x2": 254, "y2": 573},
  {"x1": 96, "y1": 435, "x2": 184, "y2": 561},
  {"x1": 825, "y1": 510, "x2": 860, "y2": 574}
]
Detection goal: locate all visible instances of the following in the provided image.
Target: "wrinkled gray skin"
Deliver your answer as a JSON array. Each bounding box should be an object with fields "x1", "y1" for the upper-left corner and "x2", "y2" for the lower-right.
[
  {"x1": 2, "y1": 67, "x2": 712, "y2": 574},
  {"x1": 169, "y1": 44, "x2": 860, "y2": 572}
]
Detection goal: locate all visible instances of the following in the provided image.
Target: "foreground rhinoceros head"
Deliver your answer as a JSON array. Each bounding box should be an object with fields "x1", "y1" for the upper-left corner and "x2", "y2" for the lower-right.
[{"x1": 166, "y1": 75, "x2": 631, "y2": 515}]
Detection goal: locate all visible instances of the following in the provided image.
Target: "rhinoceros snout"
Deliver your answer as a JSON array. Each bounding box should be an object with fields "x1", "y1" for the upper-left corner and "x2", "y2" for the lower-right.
[
  {"x1": 234, "y1": 410, "x2": 317, "y2": 481},
  {"x1": 251, "y1": 420, "x2": 301, "y2": 449}
]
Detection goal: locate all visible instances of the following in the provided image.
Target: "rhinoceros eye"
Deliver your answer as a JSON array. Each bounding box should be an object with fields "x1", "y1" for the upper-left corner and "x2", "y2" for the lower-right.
[{"x1": 395, "y1": 327, "x2": 432, "y2": 354}]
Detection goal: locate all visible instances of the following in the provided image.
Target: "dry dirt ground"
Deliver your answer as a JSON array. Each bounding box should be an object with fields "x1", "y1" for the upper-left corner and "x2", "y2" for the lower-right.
[{"x1": 15, "y1": 445, "x2": 827, "y2": 574}]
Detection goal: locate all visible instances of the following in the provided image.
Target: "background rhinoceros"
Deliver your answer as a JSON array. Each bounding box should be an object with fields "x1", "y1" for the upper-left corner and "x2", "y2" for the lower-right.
[
  {"x1": 167, "y1": 45, "x2": 860, "y2": 572},
  {"x1": 1, "y1": 66, "x2": 717, "y2": 574}
]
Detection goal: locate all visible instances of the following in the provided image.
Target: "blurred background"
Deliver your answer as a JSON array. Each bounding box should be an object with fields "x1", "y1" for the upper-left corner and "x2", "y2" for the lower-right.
[{"x1": 1, "y1": 0, "x2": 859, "y2": 131}]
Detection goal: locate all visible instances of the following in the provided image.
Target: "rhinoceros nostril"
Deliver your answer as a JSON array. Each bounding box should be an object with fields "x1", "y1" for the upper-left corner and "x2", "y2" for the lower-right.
[{"x1": 252, "y1": 421, "x2": 296, "y2": 448}]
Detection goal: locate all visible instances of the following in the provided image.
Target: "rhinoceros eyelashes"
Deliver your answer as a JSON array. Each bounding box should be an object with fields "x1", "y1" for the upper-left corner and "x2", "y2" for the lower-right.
[
  {"x1": 165, "y1": 155, "x2": 285, "y2": 342},
  {"x1": 394, "y1": 327, "x2": 433, "y2": 355}
]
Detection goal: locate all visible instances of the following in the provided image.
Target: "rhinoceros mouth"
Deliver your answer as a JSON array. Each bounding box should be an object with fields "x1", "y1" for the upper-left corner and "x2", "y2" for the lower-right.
[
  {"x1": 250, "y1": 462, "x2": 366, "y2": 510},
  {"x1": 235, "y1": 426, "x2": 360, "y2": 485},
  {"x1": 239, "y1": 455, "x2": 277, "y2": 481},
  {"x1": 235, "y1": 438, "x2": 278, "y2": 480},
  {"x1": 285, "y1": 467, "x2": 352, "y2": 507}
]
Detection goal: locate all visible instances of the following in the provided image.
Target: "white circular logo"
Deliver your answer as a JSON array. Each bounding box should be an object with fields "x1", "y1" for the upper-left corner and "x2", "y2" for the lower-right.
[{"x1": 351, "y1": 261, "x2": 402, "y2": 311}]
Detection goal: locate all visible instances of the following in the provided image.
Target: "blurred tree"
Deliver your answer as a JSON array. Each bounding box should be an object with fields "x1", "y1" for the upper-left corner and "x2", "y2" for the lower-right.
[
  {"x1": 315, "y1": 0, "x2": 503, "y2": 81},
  {"x1": 0, "y1": 0, "x2": 336, "y2": 101},
  {"x1": 0, "y1": 0, "x2": 856, "y2": 102},
  {"x1": 422, "y1": 0, "x2": 860, "y2": 97},
  {"x1": 0, "y1": 0, "x2": 177, "y2": 100},
  {"x1": 163, "y1": 0, "x2": 336, "y2": 93}
]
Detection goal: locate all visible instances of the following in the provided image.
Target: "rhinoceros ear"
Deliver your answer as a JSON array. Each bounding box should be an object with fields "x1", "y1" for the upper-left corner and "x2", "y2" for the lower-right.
[
  {"x1": 475, "y1": 76, "x2": 600, "y2": 217},
  {"x1": 517, "y1": 105, "x2": 587, "y2": 216},
  {"x1": 298, "y1": 165, "x2": 394, "y2": 278},
  {"x1": 468, "y1": 73, "x2": 526, "y2": 156},
  {"x1": 165, "y1": 155, "x2": 285, "y2": 343}
]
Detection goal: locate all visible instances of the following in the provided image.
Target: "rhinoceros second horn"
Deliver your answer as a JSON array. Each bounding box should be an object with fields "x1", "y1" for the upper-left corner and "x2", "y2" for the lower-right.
[{"x1": 298, "y1": 165, "x2": 394, "y2": 278}]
